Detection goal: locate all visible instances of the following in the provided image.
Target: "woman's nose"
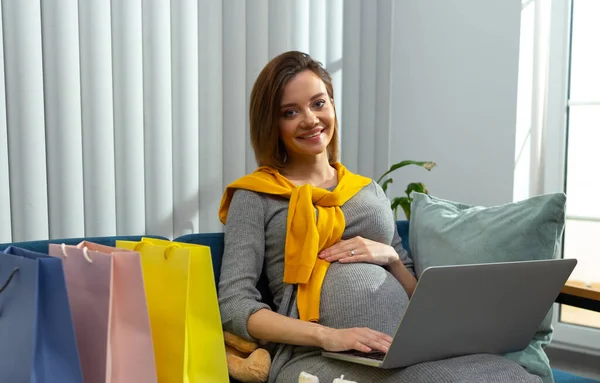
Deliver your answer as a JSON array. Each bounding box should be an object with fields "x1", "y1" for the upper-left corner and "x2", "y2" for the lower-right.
[{"x1": 301, "y1": 110, "x2": 319, "y2": 127}]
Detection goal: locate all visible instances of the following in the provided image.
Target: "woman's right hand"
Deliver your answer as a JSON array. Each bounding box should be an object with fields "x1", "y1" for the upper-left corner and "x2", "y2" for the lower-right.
[{"x1": 319, "y1": 327, "x2": 392, "y2": 353}]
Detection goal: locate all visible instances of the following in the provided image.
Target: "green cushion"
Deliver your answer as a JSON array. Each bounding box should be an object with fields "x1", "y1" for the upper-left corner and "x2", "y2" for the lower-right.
[{"x1": 408, "y1": 192, "x2": 567, "y2": 383}]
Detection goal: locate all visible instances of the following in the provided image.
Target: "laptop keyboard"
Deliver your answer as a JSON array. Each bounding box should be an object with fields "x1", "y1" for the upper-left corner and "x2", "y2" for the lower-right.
[{"x1": 336, "y1": 350, "x2": 387, "y2": 361}]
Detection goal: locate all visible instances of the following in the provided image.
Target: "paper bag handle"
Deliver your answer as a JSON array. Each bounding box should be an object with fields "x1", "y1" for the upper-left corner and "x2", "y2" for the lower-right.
[
  {"x1": 134, "y1": 239, "x2": 181, "y2": 260},
  {"x1": 0, "y1": 268, "x2": 19, "y2": 294},
  {"x1": 60, "y1": 243, "x2": 93, "y2": 263}
]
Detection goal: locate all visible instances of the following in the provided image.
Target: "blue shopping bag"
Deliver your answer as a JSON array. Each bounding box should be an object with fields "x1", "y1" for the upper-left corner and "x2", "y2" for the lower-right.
[{"x1": 0, "y1": 246, "x2": 84, "y2": 383}]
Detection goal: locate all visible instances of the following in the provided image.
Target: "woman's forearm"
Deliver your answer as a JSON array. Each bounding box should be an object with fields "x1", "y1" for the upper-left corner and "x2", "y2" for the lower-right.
[
  {"x1": 247, "y1": 308, "x2": 328, "y2": 347},
  {"x1": 387, "y1": 259, "x2": 417, "y2": 297}
]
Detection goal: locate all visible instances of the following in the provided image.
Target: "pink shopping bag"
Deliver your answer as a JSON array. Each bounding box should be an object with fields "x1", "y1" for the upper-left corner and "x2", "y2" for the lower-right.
[{"x1": 49, "y1": 241, "x2": 157, "y2": 383}]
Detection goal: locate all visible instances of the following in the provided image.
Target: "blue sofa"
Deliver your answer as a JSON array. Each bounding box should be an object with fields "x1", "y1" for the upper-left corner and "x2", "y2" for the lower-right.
[{"x1": 1, "y1": 221, "x2": 597, "y2": 383}]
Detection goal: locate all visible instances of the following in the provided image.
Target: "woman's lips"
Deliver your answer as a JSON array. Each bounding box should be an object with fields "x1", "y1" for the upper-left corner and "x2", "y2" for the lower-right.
[{"x1": 298, "y1": 128, "x2": 325, "y2": 140}]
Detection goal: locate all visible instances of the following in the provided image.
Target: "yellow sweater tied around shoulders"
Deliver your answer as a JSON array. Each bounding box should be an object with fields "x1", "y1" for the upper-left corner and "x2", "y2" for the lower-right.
[{"x1": 219, "y1": 162, "x2": 371, "y2": 322}]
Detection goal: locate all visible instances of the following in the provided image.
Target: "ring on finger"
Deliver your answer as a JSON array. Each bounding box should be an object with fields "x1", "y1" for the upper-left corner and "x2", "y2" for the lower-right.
[{"x1": 350, "y1": 249, "x2": 355, "y2": 256}]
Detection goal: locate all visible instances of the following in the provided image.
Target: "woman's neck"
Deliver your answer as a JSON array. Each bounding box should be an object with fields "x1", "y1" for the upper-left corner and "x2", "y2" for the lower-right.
[{"x1": 281, "y1": 156, "x2": 337, "y2": 188}]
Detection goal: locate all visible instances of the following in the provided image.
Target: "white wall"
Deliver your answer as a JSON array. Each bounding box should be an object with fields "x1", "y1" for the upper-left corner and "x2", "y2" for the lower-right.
[{"x1": 388, "y1": 0, "x2": 522, "y2": 207}]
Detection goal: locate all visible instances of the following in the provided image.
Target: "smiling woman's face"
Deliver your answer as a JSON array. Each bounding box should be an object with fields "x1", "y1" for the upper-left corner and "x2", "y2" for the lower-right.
[{"x1": 278, "y1": 70, "x2": 336, "y2": 164}]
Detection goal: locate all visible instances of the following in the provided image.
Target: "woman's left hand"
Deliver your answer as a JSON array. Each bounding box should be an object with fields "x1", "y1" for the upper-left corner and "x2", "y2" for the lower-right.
[{"x1": 318, "y1": 237, "x2": 399, "y2": 266}]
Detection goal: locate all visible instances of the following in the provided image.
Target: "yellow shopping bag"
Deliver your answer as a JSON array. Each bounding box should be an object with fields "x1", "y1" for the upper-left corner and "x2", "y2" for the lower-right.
[{"x1": 116, "y1": 238, "x2": 228, "y2": 383}]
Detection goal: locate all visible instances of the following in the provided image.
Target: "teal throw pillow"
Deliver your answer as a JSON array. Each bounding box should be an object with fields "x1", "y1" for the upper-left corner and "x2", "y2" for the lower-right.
[{"x1": 408, "y1": 192, "x2": 567, "y2": 383}]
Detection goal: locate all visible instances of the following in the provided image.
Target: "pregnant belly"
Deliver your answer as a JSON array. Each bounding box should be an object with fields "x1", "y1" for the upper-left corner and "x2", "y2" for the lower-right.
[{"x1": 318, "y1": 262, "x2": 409, "y2": 337}]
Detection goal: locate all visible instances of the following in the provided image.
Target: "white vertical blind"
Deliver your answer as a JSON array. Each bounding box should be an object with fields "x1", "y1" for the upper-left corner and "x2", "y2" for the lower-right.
[
  {"x1": 341, "y1": 0, "x2": 362, "y2": 172},
  {"x1": 222, "y1": 1, "x2": 247, "y2": 187},
  {"x1": 374, "y1": 0, "x2": 394, "y2": 178},
  {"x1": 198, "y1": 0, "x2": 223, "y2": 233},
  {"x1": 143, "y1": 0, "x2": 174, "y2": 239},
  {"x1": 0, "y1": 0, "x2": 396, "y2": 242},
  {"x1": 357, "y1": 0, "x2": 378, "y2": 177},
  {"x1": 111, "y1": 0, "x2": 146, "y2": 236},
  {"x1": 291, "y1": 0, "x2": 310, "y2": 53},
  {"x1": 245, "y1": 0, "x2": 269, "y2": 174},
  {"x1": 269, "y1": 0, "x2": 292, "y2": 57},
  {"x1": 79, "y1": 0, "x2": 117, "y2": 237},
  {"x1": 0, "y1": 4, "x2": 11, "y2": 243},
  {"x1": 326, "y1": 0, "x2": 344, "y2": 150},
  {"x1": 341, "y1": 0, "x2": 394, "y2": 178},
  {"x1": 3, "y1": 1, "x2": 49, "y2": 241},
  {"x1": 172, "y1": 0, "x2": 200, "y2": 237},
  {"x1": 41, "y1": 0, "x2": 85, "y2": 239},
  {"x1": 309, "y1": 0, "x2": 327, "y2": 65}
]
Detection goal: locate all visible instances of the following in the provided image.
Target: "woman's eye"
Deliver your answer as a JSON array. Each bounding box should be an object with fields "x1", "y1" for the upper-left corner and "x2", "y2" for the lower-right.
[
  {"x1": 283, "y1": 109, "x2": 298, "y2": 117},
  {"x1": 314, "y1": 100, "x2": 326, "y2": 108}
]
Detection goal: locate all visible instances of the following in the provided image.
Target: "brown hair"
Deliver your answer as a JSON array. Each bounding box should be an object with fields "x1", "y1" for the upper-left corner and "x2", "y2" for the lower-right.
[{"x1": 249, "y1": 51, "x2": 339, "y2": 168}]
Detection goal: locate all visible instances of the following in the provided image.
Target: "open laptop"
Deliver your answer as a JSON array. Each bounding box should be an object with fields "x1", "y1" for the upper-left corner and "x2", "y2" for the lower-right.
[{"x1": 322, "y1": 258, "x2": 577, "y2": 368}]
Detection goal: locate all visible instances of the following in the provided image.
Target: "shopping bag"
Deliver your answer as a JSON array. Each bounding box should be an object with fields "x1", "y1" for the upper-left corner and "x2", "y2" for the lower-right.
[
  {"x1": 0, "y1": 246, "x2": 84, "y2": 383},
  {"x1": 116, "y1": 238, "x2": 228, "y2": 383},
  {"x1": 48, "y1": 241, "x2": 157, "y2": 383}
]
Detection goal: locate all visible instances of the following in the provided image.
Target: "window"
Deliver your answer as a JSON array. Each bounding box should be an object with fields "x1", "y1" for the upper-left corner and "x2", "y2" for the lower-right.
[
  {"x1": 516, "y1": 0, "x2": 600, "y2": 352},
  {"x1": 559, "y1": 0, "x2": 600, "y2": 330}
]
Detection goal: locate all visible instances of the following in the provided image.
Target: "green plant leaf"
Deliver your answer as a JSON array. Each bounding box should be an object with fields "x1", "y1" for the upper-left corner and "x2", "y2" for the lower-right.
[
  {"x1": 376, "y1": 161, "x2": 436, "y2": 184},
  {"x1": 405, "y1": 182, "x2": 428, "y2": 197},
  {"x1": 390, "y1": 197, "x2": 402, "y2": 221},
  {"x1": 381, "y1": 178, "x2": 393, "y2": 193},
  {"x1": 391, "y1": 196, "x2": 413, "y2": 220}
]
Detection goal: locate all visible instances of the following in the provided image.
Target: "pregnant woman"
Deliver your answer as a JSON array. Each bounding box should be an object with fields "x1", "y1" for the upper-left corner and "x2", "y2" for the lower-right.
[{"x1": 217, "y1": 51, "x2": 541, "y2": 383}]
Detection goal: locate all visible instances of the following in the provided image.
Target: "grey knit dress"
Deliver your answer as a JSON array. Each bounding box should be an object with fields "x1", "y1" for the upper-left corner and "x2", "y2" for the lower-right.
[{"x1": 218, "y1": 181, "x2": 542, "y2": 383}]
